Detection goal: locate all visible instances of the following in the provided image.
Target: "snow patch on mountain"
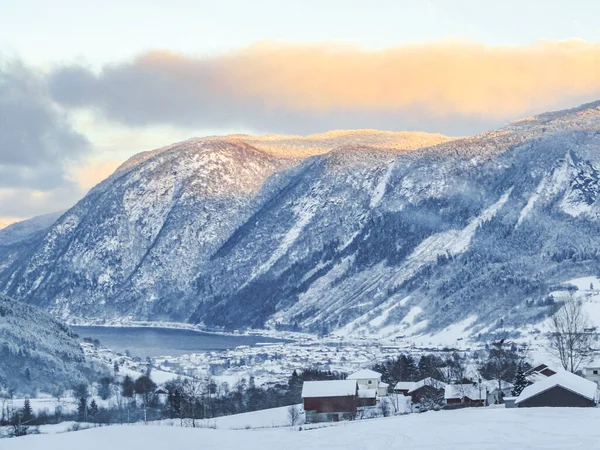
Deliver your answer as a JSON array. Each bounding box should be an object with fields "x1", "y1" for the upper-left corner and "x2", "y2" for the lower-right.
[
  {"x1": 370, "y1": 161, "x2": 395, "y2": 208},
  {"x1": 407, "y1": 188, "x2": 512, "y2": 266}
]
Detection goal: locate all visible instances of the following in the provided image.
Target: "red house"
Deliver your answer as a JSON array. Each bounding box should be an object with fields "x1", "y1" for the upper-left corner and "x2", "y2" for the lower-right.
[{"x1": 302, "y1": 380, "x2": 358, "y2": 422}]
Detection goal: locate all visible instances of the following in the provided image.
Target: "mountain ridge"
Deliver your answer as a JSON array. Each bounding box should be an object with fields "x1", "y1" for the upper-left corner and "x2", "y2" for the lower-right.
[{"x1": 2, "y1": 102, "x2": 600, "y2": 341}]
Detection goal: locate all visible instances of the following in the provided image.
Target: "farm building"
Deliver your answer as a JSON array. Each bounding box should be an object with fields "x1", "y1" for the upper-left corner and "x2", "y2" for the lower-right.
[
  {"x1": 357, "y1": 387, "x2": 378, "y2": 407},
  {"x1": 515, "y1": 371, "x2": 598, "y2": 408},
  {"x1": 302, "y1": 380, "x2": 358, "y2": 422},
  {"x1": 444, "y1": 383, "x2": 487, "y2": 406},
  {"x1": 394, "y1": 381, "x2": 415, "y2": 396},
  {"x1": 394, "y1": 378, "x2": 446, "y2": 403}
]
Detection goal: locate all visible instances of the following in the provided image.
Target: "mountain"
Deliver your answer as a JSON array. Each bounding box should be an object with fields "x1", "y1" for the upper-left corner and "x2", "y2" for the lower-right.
[
  {"x1": 0, "y1": 211, "x2": 64, "y2": 274},
  {"x1": 2, "y1": 104, "x2": 600, "y2": 341},
  {"x1": 0, "y1": 219, "x2": 18, "y2": 230},
  {"x1": 0, "y1": 295, "x2": 87, "y2": 394}
]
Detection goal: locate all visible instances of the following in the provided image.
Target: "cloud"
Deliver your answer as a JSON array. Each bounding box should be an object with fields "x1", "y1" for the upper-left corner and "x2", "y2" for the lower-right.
[
  {"x1": 0, "y1": 60, "x2": 90, "y2": 218},
  {"x1": 0, "y1": 186, "x2": 85, "y2": 219},
  {"x1": 49, "y1": 40, "x2": 600, "y2": 135},
  {"x1": 0, "y1": 61, "x2": 90, "y2": 185},
  {"x1": 68, "y1": 158, "x2": 123, "y2": 190}
]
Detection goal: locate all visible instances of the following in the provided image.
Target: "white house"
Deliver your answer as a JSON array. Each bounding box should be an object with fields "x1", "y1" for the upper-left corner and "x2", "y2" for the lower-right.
[
  {"x1": 480, "y1": 379, "x2": 514, "y2": 405},
  {"x1": 377, "y1": 381, "x2": 389, "y2": 397},
  {"x1": 583, "y1": 359, "x2": 600, "y2": 385},
  {"x1": 347, "y1": 369, "x2": 388, "y2": 396}
]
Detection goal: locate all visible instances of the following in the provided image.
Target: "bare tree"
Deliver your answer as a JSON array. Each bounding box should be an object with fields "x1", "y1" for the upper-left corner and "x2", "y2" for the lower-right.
[
  {"x1": 183, "y1": 376, "x2": 204, "y2": 428},
  {"x1": 287, "y1": 404, "x2": 301, "y2": 426},
  {"x1": 547, "y1": 296, "x2": 594, "y2": 373}
]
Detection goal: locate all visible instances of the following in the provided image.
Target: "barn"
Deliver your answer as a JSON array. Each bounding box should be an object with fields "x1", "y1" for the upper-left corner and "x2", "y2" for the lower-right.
[
  {"x1": 357, "y1": 387, "x2": 377, "y2": 407},
  {"x1": 394, "y1": 378, "x2": 446, "y2": 403},
  {"x1": 302, "y1": 380, "x2": 358, "y2": 422},
  {"x1": 444, "y1": 383, "x2": 487, "y2": 406},
  {"x1": 516, "y1": 371, "x2": 598, "y2": 408}
]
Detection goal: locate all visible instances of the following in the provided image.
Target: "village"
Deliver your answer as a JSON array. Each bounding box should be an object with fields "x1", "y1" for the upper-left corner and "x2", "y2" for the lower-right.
[{"x1": 301, "y1": 363, "x2": 600, "y2": 423}]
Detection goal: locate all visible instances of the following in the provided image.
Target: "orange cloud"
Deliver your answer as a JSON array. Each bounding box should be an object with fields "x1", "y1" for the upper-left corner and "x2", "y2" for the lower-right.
[
  {"x1": 69, "y1": 159, "x2": 123, "y2": 190},
  {"x1": 219, "y1": 39, "x2": 600, "y2": 117},
  {"x1": 50, "y1": 40, "x2": 600, "y2": 135}
]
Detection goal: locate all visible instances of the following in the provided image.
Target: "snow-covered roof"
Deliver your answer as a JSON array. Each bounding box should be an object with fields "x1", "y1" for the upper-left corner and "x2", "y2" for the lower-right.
[
  {"x1": 395, "y1": 378, "x2": 446, "y2": 393},
  {"x1": 516, "y1": 371, "x2": 598, "y2": 404},
  {"x1": 358, "y1": 388, "x2": 378, "y2": 398},
  {"x1": 395, "y1": 381, "x2": 415, "y2": 391},
  {"x1": 347, "y1": 369, "x2": 382, "y2": 380},
  {"x1": 585, "y1": 358, "x2": 600, "y2": 369},
  {"x1": 445, "y1": 384, "x2": 487, "y2": 401},
  {"x1": 410, "y1": 377, "x2": 446, "y2": 392},
  {"x1": 379, "y1": 382, "x2": 389, "y2": 388},
  {"x1": 301, "y1": 380, "x2": 357, "y2": 398},
  {"x1": 480, "y1": 379, "x2": 514, "y2": 392}
]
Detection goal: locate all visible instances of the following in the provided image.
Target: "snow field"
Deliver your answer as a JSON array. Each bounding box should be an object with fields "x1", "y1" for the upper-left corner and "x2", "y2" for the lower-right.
[{"x1": 4, "y1": 407, "x2": 600, "y2": 450}]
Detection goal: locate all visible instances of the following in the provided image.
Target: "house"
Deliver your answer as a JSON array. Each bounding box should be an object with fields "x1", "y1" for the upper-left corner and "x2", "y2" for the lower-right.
[
  {"x1": 154, "y1": 388, "x2": 168, "y2": 405},
  {"x1": 394, "y1": 381, "x2": 415, "y2": 396},
  {"x1": 377, "y1": 382, "x2": 389, "y2": 397},
  {"x1": 444, "y1": 383, "x2": 487, "y2": 406},
  {"x1": 347, "y1": 369, "x2": 388, "y2": 397},
  {"x1": 515, "y1": 370, "x2": 598, "y2": 408},
  {"x1": 302, "y1": 380, "x2": 358, "y2": 422},
  {"x1": 480, "y1": 380, "x2": 514, "y2": 405},
  {"x1": 394, "y1": 378, "x2": 446, "y2": 403},
  {"x1": 583, "y1": 359, "x2": 600, "y2": 384}
]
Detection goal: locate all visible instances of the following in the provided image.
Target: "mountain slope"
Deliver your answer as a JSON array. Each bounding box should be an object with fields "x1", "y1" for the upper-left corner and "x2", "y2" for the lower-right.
[
  {"x1": 0, "y1": 295, "x2": 86, "y2": 394},
  {"x1": 0, "y1": 211, "x2": 64, "y2": 274},
  {"x1": 2, "y1": 105, "x2": 600, "y2": 340}
]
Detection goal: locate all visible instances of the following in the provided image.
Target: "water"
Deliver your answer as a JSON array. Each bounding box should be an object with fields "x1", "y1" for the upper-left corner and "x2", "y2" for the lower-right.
[{"x1": 72, "y1": 326, "x2": 290, "y2": 358}]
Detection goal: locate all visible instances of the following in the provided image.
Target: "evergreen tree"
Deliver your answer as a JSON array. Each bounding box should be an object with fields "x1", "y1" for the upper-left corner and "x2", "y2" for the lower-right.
[
  {"x1": 24, "y1": 368, "x2": 31, "y2": 382},
  {"x1": 512, "y1": 363, "x2": 532, "y2": 397},
  {"x1": 77, "y1": 397, "x2": 87, "y2": 422},
  {"x1": 122, "y1": 375, "x2": 135, "y2": 398},
  {"x1": 98, "y1": 376, "x2": 113, "y2": 400},
  {"x1": 74, "y1": 383, "x2": 89, "y2": 422},
  {"x1": 88, "y1": 399, "x2": 99, "y2": 422},
  {"x1": 22, "y1": 398, "x2": 34, "y2": 424}
]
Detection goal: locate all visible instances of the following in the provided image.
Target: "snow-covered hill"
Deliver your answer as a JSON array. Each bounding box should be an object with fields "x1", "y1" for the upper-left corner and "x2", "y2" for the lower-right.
[
  {"x1": 4, "y1": 407, "x2": 600, "y2": 450},
  {"x1": 0, "y1": 295, "x2": 87, "y2": 394},
  {"x1": 2, "y1": 102, "x2": 600, "y2": 340}
]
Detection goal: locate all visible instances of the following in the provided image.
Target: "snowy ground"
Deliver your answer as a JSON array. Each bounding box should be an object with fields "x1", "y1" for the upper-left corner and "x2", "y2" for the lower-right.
[
  {"x1": 156, "y1": 404, "x2": 303, "y2": 430},
  {"x1": 4, "y1": 407, "x2": 600, "y2": 449}
]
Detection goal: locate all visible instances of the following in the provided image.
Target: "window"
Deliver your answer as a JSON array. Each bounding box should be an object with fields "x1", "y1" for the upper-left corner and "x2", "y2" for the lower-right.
[
  {"x1": 368, "y1": 380, "x2": 372, "y2": 384},
  {"x1": 593, "y1": 370, "x2": 598, "y2": 375}
]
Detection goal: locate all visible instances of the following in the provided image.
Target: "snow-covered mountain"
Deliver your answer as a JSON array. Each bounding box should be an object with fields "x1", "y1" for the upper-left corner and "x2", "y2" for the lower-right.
[
  {"x1": 0, "y1": 211, "x2": 64, "y2": 273},
  {"x1": 0, "y1": 295, "x2": 87, "y2": 394},
  {"x1": 0, "y1": 219, "x2": 18, "y2": 230},
  {"x1": 2, "y1": 103, "x2": 600, "y2": 341}
]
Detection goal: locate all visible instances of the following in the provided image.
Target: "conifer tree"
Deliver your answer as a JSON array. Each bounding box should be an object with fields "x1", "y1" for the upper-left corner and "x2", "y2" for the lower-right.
[
  {"x1": 22, "y1": 398, "x2": 33, "y2": 423},
  {"x1": 89, "y1": 399, "x2": 99, "y2": 422},
  {"x1": 512, "y1": 363, "x2": 532, "y2": 397}
]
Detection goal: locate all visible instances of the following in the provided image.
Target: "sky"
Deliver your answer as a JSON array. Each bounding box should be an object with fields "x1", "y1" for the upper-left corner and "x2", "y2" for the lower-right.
[{"x1": 2, "y1": 0, "x2": 600, "y2": 221}]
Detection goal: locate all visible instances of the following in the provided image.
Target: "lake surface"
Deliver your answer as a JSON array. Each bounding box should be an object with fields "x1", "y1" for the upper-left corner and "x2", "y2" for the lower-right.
[{"x1": 72, "y1": 326, "x2": 290, "y2": 358}]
